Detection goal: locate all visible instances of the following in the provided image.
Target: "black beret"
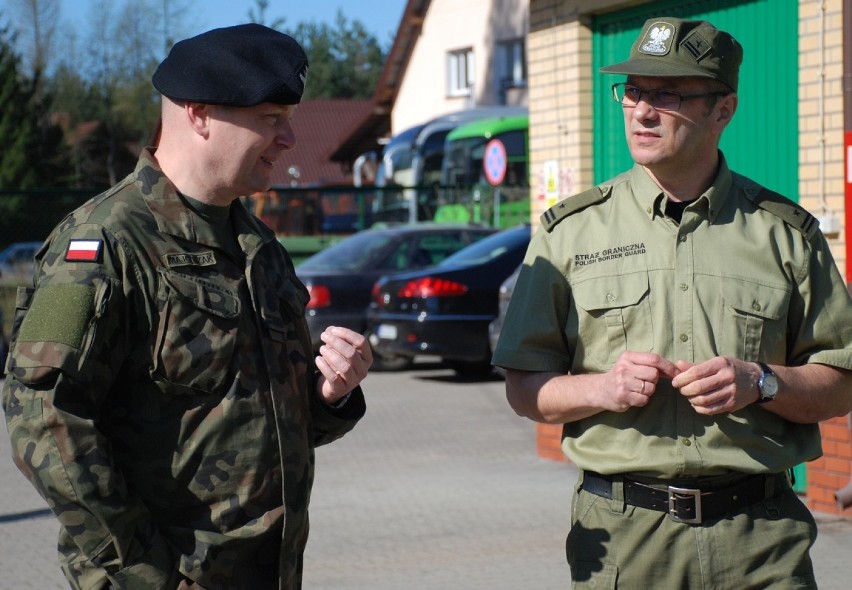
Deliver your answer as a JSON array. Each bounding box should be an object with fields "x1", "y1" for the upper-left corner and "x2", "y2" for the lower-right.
[{"x1": 152, "y1": 24, "x2": 309, "y2": 106}]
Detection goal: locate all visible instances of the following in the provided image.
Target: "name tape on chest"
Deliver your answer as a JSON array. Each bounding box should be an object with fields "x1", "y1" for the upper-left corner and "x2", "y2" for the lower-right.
[
  {"x1": 65, "y1": 239, "x2": 103, "y2": 262},
  {"x1": 163, "y1": 251, "x2": 217, "y2": 268}
]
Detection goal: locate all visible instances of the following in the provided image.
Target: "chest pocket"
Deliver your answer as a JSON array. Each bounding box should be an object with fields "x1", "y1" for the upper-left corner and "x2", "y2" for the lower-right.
[
  {"x1": 152, "y1": 269, "x2": 241, "y2": 395},
  {"x1": 718, "y1": 277, "x2": 790, "y2": 361},
  {"x1": 571, "y1": 271, "x2": 654, "y2": 369}
]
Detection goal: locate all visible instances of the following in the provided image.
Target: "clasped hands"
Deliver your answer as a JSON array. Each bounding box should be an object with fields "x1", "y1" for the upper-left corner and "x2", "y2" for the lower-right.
[{"x1": 607, "y1": 351, "x2": 760, "y2": 415}]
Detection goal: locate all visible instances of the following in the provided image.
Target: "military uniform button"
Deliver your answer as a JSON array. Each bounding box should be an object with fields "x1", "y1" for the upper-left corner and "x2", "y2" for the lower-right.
[
  {"x1": 680, "y1": 333, "x2": 688, "y2": 342},
  {"x1": 681, "y1": 438, "x2": 692, "y2": 446},
  {"x1": 680, "y1": 283, "x2": 688, "y2": 291}
]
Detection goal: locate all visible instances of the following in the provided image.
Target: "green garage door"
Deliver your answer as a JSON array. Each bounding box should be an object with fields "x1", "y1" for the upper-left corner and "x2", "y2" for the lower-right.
[{"x1": 592, "y1": 0, "x2": 798, "y2": 202}]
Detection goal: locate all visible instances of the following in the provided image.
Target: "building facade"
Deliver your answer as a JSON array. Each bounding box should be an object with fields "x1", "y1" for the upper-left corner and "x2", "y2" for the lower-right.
[{"x1": 392, "y1": 0, "x2": 530, "y2": 133}]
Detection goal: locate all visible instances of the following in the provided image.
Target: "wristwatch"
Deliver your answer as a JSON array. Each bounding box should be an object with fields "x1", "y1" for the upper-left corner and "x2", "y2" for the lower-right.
[{"x1": 755, "y1": 362, "x2": 779, "y2": 404}]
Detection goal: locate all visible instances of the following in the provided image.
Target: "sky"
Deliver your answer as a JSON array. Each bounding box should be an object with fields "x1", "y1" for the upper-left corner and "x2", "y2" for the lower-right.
[
  {"x1": 48, "y1": 0, "x2": 408, "y2": 48},
  {"x1": 179, "y1": 0, "x2": 407, "y2": 44}
]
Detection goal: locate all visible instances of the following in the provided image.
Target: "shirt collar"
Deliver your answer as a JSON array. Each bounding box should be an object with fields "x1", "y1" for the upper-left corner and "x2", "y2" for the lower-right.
[
  {"x1": 134, "y1": 147, "x2": 274, "y2": 250},
  {"x1": 629, "y1": 152, "x2": 733, "y2": 224}
]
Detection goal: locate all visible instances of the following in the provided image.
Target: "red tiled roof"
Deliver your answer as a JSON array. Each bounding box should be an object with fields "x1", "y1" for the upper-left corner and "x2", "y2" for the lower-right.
[{"x1": 270, "y1": 99, "x2": 374, "y2": 187}]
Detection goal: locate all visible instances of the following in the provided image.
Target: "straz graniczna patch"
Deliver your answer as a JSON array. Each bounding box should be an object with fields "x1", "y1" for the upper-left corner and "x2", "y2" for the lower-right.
[
  {"x1": 574, "y1": 243, "x2": 647, "y2": 267},
  {"x1": 163, "y1": 251, "x2": 217, "y2": 268}
]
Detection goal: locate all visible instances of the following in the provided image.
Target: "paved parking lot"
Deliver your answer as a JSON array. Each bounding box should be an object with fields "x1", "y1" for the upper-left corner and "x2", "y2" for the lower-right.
[{"x1": 1, "y1": 365, "x2": 850, "y2": 588}]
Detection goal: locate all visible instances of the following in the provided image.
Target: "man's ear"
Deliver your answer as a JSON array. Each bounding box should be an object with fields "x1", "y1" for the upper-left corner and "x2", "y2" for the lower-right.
[
  {"x1": 185, "y1": 102, "x2": 211, "y2": 138},
  {"x1": 715, "y1": 94, "x2": 738, "y2": 131}
]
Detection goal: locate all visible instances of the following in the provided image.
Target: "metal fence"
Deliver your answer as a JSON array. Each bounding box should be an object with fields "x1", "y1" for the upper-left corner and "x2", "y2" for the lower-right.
[{"x1": 0, "y1": 183, "x2": 530, "y2": 251}]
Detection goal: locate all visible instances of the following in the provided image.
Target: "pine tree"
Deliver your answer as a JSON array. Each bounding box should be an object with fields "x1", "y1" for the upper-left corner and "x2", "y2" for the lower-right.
[{"x1": 0, "y1": 22, "x2": 71, "y2": 190}]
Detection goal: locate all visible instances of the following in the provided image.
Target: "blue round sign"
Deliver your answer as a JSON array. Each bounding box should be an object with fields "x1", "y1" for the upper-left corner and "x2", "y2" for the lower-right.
[{"x1": 483, "y1": 139, "x2": 507, "y2": 186}]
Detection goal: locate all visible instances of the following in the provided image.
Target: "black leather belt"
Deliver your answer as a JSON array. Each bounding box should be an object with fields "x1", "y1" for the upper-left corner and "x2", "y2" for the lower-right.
[{"x1": 581, "y1": 471, "x2": 787, "y2": 524}]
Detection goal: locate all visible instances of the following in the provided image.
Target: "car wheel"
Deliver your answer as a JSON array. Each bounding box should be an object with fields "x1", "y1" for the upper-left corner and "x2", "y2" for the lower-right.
[{"x1": 365, "y1": 329, "x2": 413, "y2": 372}]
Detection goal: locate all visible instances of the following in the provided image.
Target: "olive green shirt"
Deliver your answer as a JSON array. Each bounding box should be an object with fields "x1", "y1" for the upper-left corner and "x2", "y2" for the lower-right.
[{"x1": 493, "y1": 156, "x2": 852, "y2": 478}]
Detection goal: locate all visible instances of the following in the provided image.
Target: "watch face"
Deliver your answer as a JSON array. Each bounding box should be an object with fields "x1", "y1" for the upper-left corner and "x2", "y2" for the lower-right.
[
  {"x1": 762, "y1": 375, "x2": 779, "y2": 397},
  {"x1": 759, "y1": 368, "x2": 779, "y2": 398}
]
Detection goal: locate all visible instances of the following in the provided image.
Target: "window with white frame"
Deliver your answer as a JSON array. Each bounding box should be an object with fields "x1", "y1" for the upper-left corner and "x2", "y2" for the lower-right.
[
  {"x1": 496, "y1": 38, "x2": 527, "y2": 88},
  {"x1": 447, "y1": 48, "x2": 475, "y2": 97}
]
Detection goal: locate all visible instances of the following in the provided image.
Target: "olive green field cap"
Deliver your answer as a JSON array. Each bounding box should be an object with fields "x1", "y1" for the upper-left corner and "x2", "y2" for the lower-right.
[{"x1": 600, "y1": 17, "x2": 742, "y2": 91}]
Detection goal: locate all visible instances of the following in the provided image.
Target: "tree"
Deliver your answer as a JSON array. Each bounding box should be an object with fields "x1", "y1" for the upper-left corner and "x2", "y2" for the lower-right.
[
  {"x1": 288, "y1": 10, "x2": 385, "y2": 100},
  {"x1": 47, "y1": 0, "x2": 174, "y2": 187},
  {"x1": 248, "y1": 0, "x2": 286, "y2": 30},
  {"x1": 5, "y1": 0, "x2": 388, "y2": 190},
  {"x1": 7, "y1": 0, "x2": 59, "y2": 88},
  {"x1": 0, "y1": 21, "x2": 71, "y2": 190}
]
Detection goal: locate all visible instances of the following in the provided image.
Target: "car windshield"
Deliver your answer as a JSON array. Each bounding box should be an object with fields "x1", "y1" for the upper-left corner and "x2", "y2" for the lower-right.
[
  {"x1": 438, "y1": 226, "x2": 529, "y2": 267},
  {"x1": 298, "y1": 232, "x2": 395, "y2": 271}
]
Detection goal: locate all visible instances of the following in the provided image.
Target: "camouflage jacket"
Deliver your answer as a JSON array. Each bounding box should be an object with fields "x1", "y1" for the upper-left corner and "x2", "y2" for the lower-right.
[{"x1": 1, "y1": 149, "x2": 366, "y2": 590}]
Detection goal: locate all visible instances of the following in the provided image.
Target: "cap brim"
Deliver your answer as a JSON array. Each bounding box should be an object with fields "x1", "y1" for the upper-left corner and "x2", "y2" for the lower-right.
[{"x1": 600, "y1": 58, "x2": 715, "y2": 80}]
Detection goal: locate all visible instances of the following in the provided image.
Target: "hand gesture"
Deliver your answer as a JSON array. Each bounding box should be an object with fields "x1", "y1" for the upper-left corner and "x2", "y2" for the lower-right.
[
  {"x1": 671, "y1": 356, "x2": 758, "y2": 415},
  {"x1": 603, "y1": 351, "x2": 680, "y2": 412},
  {"x1": 315, "y1": 326, "x2": 373, "y2": 404}
]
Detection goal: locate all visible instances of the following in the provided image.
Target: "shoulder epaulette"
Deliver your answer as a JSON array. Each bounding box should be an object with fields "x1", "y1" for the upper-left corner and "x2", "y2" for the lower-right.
[
  {"x1": 540, "y1": 185, "x2": 612, "y2": 233},
  {"x1": 737, "y1": 174, "x2": 819, "y2": 242}
]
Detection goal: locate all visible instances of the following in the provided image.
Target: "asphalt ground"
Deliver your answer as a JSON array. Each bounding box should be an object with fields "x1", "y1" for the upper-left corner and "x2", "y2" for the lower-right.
[{"x1": 1, "y1": 365, "x2": 850, "y2": 589}]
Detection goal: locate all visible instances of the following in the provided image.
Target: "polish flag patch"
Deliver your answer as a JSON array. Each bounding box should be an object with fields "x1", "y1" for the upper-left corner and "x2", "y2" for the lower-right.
[{"x1": 65, "y1": 239, "x2": 103, "y2": 262}]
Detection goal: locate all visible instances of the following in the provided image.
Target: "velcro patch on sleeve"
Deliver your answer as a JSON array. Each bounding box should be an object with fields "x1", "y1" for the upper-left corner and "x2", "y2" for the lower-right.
[
  {"x1": 65, "y1": 239, "x2": 103, "y2": 262},
  {"x1": 18, "y1": 283, "x2": 97, "y2": 348}
]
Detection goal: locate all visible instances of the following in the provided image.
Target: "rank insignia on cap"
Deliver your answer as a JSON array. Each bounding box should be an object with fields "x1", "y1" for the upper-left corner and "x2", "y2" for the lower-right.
[{"x1": 65, "y1": 239, "x2": 103, "y2": 262}]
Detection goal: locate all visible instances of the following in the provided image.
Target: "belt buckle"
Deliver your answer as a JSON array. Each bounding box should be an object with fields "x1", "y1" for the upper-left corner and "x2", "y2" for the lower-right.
[{"x1": 668, "y1": 486, "x2": 702, "y2": 524}]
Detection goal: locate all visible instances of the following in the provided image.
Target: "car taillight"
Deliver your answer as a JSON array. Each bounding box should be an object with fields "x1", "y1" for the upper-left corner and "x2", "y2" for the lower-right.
[
  {"x1": 306, "y1": 285, "x2": 331, "y2": 309},
  {"x1": 397, "y1": 277, "x2": 468, "y2": 298}
]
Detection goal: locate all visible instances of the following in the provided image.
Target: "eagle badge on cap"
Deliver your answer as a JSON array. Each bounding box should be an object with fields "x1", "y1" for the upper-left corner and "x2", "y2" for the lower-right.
[{"x1": 639, "y1": 22, "x2": 674, "y2": 55}]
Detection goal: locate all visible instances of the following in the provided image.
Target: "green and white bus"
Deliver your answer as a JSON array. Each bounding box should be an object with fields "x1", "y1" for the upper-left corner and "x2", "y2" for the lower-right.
[{"x1": 438, "y1": 114, "x2": 530, "y2": 228}]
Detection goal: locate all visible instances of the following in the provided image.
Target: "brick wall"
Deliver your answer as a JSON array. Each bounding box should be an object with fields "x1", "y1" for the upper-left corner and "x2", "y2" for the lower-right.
[
  {"x1": 798, "y1": 0, "x2": 851, "y2": 518},
  {"x1": 807, "y1": 416, "x2": 852, "y2": 514},
  {"x1": 526, "y1": 0, "x2": 852, "y2": 516},
  {"x1": 798, "y1": 0, "x2": 847, "y2": 275}
]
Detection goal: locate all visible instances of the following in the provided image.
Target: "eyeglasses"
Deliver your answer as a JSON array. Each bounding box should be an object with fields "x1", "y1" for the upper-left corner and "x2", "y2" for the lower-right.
[{"x1": 611, "y1": 83, "x2": 730, "y2": 111}]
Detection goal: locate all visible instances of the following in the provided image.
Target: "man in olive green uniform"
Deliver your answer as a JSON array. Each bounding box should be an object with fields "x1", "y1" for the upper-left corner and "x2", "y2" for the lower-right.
[
  {"x1": 493, "y1": 17, "x2": 852, "y2": 589},
  {"x1": 2, "y1": 25, "x2": 371, "y2": 589}
]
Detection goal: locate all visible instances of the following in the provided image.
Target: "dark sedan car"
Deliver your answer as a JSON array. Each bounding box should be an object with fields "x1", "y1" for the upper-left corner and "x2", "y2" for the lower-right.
[
  {"x1": 367, "y1": 224, "x2": 530, "y2": 377},
  {"x1": 296, "y1": 223, "x2": 497, "y2": 370}
]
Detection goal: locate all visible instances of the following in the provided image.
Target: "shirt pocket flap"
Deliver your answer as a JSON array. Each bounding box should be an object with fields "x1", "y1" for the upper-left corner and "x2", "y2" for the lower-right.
[
  {"x1": 573, "y1": 271, "x2": 650, "y2": 312},
  {"x1": 160, "y1": 270, "x2": 240, "y2": 319},
  {"x1": 721, "y1": 278, "x2": 790, "y2": 320}
]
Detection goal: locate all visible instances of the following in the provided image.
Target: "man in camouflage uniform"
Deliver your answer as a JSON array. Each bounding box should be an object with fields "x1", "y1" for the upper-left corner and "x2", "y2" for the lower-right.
[
  {"x1": 493, "y1": 17, "x2": 852, "y2": 588},
  {"x1": 2, "y1": 24, "x2": 371, "y2": 589}
]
